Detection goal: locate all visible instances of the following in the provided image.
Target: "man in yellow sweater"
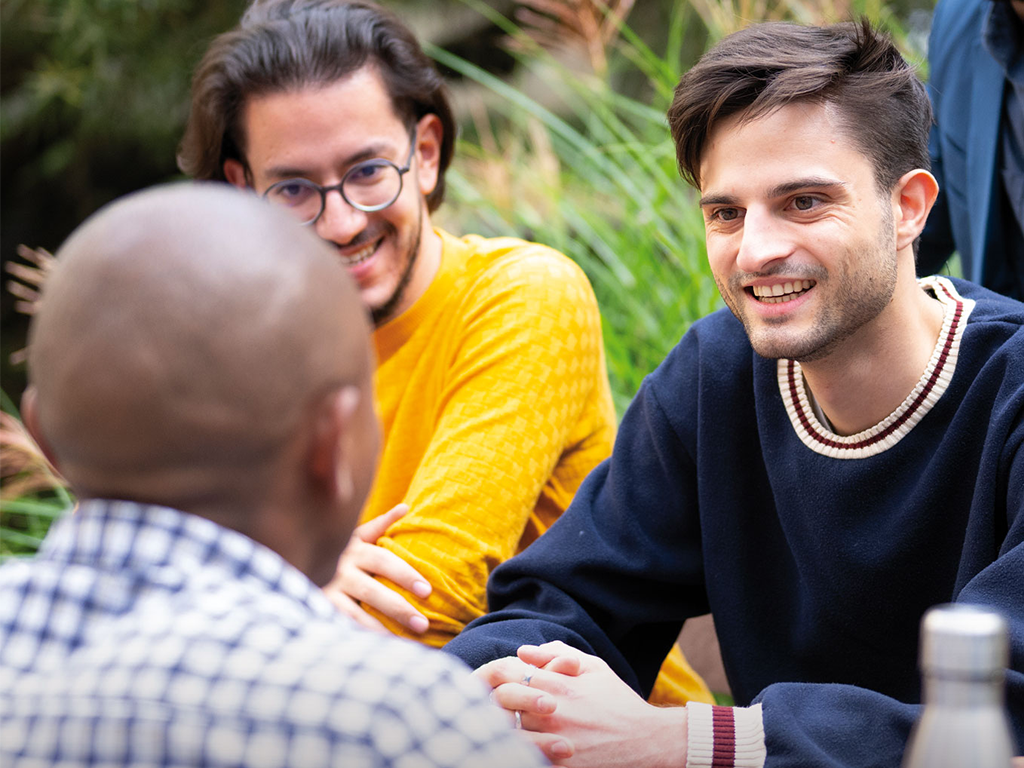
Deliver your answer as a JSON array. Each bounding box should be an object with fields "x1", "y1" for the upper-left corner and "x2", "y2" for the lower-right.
[{"x1": 178, "y1": 0, "x2": 710, "y2": 705}]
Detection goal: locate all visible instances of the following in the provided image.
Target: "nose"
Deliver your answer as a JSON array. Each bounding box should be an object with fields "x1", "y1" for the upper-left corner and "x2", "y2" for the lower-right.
[
  {"x1": 735, "y1": 207, "x2": 795, "y2": 274},
  {"x1": 314, "y1": 188, "x2": 369, "y2": 246}
]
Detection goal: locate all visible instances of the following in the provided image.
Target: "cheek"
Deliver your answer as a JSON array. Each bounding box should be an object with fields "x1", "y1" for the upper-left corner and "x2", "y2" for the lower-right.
[{"x1": 704, "y1": 240, "x2": 734, "y2": 279}]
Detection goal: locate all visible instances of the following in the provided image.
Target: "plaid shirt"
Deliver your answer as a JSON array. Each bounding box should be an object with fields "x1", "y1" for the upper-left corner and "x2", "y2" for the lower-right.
[{"x1": 0, "y1": 500, "x2": 547, "y2": 767}]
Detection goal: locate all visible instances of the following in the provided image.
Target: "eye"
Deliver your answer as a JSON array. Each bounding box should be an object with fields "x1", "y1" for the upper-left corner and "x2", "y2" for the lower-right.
[
  {"x1": 710, "y1": 207, "x2": 741, "y2": 222},
  {"x1": 791, "y1": 196, "x2": 819, "y2": 211},
  {"x1": 346, "y1": 160, "x2": 389, "y2": 185},
  {"x1": 266, "y1": 179, "x2": 316, "y2": 207},
  {"x1": 277, "y1": 182, "x2": 310, "y2": 200}
]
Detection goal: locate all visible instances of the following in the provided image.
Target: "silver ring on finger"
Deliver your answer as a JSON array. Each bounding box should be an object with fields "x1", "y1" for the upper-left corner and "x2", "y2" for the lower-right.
[
  {"x1": 514, "y1": 710, "x2": 522, "y2": 729},
  {"x1": 521, "y1": 664, "x2": 537, "y2": 686}
]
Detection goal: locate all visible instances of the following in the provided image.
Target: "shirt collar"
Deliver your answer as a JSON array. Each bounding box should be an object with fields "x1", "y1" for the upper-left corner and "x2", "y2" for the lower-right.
[{"x1": 39, "y1": 498, "x2": 340, "y2": 621}]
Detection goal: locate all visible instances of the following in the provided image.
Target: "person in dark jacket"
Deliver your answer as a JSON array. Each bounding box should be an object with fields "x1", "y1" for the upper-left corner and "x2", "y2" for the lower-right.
[
  {"x1": 445, "y1": 20, "x2": 1024, "y2": 768},
  {"x1": 918, "y1": 0, "x2": 1024, "y2": 299}
]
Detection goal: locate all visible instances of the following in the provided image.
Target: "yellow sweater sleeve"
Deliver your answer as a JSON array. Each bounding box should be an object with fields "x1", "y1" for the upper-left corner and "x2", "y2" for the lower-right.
[{"x1": 368, "y1": 248, "x2": 607, "y2": 647}]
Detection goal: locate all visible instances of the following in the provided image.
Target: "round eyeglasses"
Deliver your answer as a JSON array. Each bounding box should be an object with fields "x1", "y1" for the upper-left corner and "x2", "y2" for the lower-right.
[{"x1": 262, "y1": 128, "x2": 417, "y2": 225}]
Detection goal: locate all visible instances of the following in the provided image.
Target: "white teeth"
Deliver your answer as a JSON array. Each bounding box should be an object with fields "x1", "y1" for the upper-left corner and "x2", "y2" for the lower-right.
[
  {"x1": 751, "y1": 280, "x2": 816, "y2": 301},
  {"x1": 340, "y1": 241, "x2": 377, "y2": 266}
]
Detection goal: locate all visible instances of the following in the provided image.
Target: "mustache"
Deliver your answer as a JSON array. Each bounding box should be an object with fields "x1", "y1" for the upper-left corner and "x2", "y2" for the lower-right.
[{"x1": 326, "y1": 222, "x2": 396, "y2": 250}]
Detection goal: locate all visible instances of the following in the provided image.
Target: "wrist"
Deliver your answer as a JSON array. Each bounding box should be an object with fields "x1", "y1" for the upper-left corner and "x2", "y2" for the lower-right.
[{"x1": 650, "y1": 703, "x2": 688, "y2": 768}]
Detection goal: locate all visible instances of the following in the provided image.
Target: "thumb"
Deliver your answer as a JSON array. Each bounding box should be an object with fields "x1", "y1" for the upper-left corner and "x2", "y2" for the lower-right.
[{"x1": 354, "y1": 502, "x2": 410, "y2": 544}]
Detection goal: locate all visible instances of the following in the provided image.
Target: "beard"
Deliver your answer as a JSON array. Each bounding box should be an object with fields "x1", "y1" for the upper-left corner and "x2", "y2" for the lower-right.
[
  {"x1": 369, "y1": 213, "x2": 422, "y2": 328},
  {"x1": 719, "y1": 206, "x2": 898, "y2": 362},
  {"x1": 324, "y1": 204, "x2": 424, "y2": 329}
]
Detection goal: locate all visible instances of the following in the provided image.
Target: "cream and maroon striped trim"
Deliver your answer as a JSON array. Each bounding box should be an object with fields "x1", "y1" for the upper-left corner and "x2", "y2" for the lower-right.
[
  {"x1": 778, "y1": 276, "x2": 974, "y2": 460},
  {"x1": 685, "y1": 702, "x2": 766, "y2": 768}
]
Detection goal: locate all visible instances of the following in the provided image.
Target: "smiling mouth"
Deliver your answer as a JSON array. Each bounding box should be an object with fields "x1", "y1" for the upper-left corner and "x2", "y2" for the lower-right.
[
  {"x1": 339, "y1": 237, "x2": 382, "y2": 267},
  {"x1": 749, "y1": 280, "x2": 816, "y2": 304}
]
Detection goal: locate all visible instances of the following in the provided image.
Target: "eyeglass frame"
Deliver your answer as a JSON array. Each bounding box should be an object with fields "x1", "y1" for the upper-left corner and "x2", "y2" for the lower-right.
[{"x1": 260, "y1": 126, "x2": 418, "y2": 225}]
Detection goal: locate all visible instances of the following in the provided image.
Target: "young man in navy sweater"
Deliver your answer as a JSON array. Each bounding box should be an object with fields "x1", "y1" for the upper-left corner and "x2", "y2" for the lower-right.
[{"x1": 444, "y1": 20, "x2": 1024, "y2": 768}]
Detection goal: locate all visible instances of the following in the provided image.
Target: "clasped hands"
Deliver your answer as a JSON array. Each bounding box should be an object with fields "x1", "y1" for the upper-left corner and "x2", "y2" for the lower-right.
[
  {"x1": 475, "y1": 641, "x2": 688, "y2": 768},
  {"x1": 322, "y1": 503, "x2": 432, "y2": 634},
  {"x1": 322, "y1": 511, "x2": 688, "y2": 767}
]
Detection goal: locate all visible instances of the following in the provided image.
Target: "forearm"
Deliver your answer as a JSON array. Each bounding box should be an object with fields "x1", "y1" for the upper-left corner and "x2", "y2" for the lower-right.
[{"x1": 367, "y1": 254, "x2": 614, "y2": 645}]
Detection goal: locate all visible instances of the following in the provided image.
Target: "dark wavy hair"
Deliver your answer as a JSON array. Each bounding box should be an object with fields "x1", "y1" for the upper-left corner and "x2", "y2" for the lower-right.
[
  {"x1": 177, "y1": 0, "x2": 455, "y2": 212},
  {"x1": 668, "y1": 20, "x2": 931, "y2": 193}
]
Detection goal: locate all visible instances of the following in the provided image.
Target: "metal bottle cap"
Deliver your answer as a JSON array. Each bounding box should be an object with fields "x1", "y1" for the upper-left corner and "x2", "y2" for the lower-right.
[{"x1": 919, "y1": 603, "x2": 1009, "y2": 677}]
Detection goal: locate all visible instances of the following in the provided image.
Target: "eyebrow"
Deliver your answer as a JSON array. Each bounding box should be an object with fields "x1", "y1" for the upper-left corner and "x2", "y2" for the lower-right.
[
  {"x1": 699, "y1": 177, "x2": 848, "y2": 208},
  {"x1": 263, "y1": 141, "x2": 395, "y2": 181}
]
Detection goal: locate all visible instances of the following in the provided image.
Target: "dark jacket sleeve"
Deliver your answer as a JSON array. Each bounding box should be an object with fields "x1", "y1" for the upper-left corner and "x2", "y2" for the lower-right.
[{"x1": 444, "y1": 339, "x2": 710, "y2": 698}]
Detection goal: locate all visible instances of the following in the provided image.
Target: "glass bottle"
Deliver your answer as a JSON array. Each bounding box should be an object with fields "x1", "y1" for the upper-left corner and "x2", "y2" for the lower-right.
[{"x1": 902, "y1": 603, "x2": 1016, "y2": 768}]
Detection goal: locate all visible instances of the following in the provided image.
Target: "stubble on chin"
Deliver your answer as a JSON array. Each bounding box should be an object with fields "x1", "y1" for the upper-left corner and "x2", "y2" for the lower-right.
[{"x1": 369, "y1": 209, "x2": 424, "y2": 328}]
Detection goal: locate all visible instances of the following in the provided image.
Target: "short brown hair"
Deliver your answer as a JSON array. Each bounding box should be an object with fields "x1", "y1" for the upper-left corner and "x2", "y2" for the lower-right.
[
  {"x1": 177, "y1": 0, "x2": 455, "y2": 212},
  {"x1": 668, "y1": 20, "x2": 931, "y2": 193}
]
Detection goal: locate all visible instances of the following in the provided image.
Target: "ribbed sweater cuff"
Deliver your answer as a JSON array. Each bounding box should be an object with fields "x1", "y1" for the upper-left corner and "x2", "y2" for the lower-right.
[{"x1": 684, "y1": 702, "x2": 766, "y2": 768}]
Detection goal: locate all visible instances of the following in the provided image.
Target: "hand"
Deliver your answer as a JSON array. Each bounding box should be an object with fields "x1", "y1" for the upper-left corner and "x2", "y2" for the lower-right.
[
  {"x1": 6, "y1": 245, "x2": 57, "y2": 366},
  {"x1": 322, "y1": 503, "x2": 432, "y2": 634},
  {"x1": 6, "y1": 245, "x2": 55, "y2": 316},
  {"x1": 476, "y1": 641, "x2": 688, "y2": 768}
]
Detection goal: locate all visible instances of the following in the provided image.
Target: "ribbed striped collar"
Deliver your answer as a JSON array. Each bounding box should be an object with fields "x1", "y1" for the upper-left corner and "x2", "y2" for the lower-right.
[{"x1": 778, "y1": 276, "x2": 974, "y2": 459}]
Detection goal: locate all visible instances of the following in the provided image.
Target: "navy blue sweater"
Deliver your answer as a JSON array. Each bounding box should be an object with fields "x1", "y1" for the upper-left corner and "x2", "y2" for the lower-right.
[{"x1": 445, "y1": 278, "x2": 1024, "y2": 767}]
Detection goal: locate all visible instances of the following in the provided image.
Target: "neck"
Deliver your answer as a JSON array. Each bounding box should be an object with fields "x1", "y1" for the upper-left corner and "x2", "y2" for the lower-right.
[
  {"x1": 74, "y1": 460, "x2": 341, "y2": 587},
  {"x1": 800, "y1": 267, "x2": 945, "y2": 436}
]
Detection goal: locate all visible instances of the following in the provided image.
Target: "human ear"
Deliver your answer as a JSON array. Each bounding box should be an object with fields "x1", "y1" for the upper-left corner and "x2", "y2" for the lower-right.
[
  {"x1": 20, "y1": 386, "x2": 62, "y2": 474},
  {"x1": 893, "y1": 169, "x2": 939, "y2": 252},
  {"x1": 307, "y1": 386, "x2": 361, "y2": 504},
  {"x1": 414, "y1": 113, "x2": 443, "y2": 197},
  {"x1": 223, "y1": 159, "x2": 250, "y2": 190}
]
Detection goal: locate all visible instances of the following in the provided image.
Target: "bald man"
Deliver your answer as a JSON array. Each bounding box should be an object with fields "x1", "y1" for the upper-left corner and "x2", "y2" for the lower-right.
[{"x1": 0, "y1": 184, "x2": 546, "y2": 768}]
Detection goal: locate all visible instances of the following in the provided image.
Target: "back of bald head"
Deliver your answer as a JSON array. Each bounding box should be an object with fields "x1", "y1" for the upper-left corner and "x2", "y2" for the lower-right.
[{"x1": 27, "y1": 183, "x2": 373, "y2": 507}]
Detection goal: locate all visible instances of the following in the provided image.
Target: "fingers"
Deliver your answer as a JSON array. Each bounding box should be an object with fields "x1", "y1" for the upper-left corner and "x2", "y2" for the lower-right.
[
  {"x1": 344, "y1": 537, "x2": 431, "y2": 600},
  {"x1": 476, "y1": 655, "x2": 533, "y2": 689},
  {"x1": 15, "y1": 244, "x2": 55, "y2": 269},
  {"x1": 5, "y1": 262, "x2": 44, "y2": 287},
  {"x1": 518, "y1": 641, "x2": 585, "y2": 675},
  {"x1": 6, "y1": 279, "x2": 39, "y2": 303},
  {"x1": 322, "y1": 586, "x2": 387, "y2": 633},
  {"x1": 334, "y1": 539, "x2": 430, "y2": 633},
  {"x1": 491, "y1": 681, "x2": 557, "y2": 716},
  {"x1": 520, "y1": 731, "x2": 574, "y2": 764},
  {"x1": 354, "y1": 503, "x2": 410, "y2": 544}
]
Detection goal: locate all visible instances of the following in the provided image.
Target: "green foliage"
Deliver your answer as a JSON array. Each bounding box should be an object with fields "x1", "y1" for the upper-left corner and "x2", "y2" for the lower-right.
[
  {"x1": 0, "y1": 0, "x2": 250, "y2": 402},
  {"x1": 434, "y1": 0, "x2": 721, "y2": 413},
  {"x1": 0, "y1": 391, "x2": 74, "y2": 561}
]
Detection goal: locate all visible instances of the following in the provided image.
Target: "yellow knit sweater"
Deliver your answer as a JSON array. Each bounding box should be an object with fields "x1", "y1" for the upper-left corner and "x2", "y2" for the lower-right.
[{"x1": 364, "y1": 229, "x2": 712, "y2": 705}]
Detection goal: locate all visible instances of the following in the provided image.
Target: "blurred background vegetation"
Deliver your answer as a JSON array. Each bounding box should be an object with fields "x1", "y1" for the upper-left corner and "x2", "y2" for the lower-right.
[{"x1": 1, "y1": 0, "x2": 934, "y2": 556}]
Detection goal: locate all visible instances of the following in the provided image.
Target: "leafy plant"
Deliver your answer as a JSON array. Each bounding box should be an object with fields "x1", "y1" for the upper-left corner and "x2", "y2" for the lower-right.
[
  {"x1": 434, "y1": 0, "x2": 717, "y2": 413},
  {"x1": 0, "y1": 390, "x2": 74, "y2": 560}
]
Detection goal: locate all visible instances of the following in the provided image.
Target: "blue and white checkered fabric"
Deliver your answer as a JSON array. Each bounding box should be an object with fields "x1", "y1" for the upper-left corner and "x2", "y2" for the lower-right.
[{"x1": 0, "y1": 499, "x2": 546, "y2": 767}]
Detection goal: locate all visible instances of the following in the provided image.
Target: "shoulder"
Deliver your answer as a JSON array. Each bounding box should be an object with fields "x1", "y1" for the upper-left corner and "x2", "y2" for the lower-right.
[
  {"x1": 447, "y1": 231, "x2": 596, "y2": 300},
  {"x1": 650, "y1": 307, "x2": 752, "y2": 387},
  {"x1": 930, "y1": 0, "x2": 987, "y2": 54},
  {"x1": 954, "y1": 278, "x2": 1024, "y2": 340},
  {"x1": 936, "y1": 280, "x2": 1024, "y2": 409},
  {"x1": 639, "y1": 307, "x2": 753, "y2": 426}
]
